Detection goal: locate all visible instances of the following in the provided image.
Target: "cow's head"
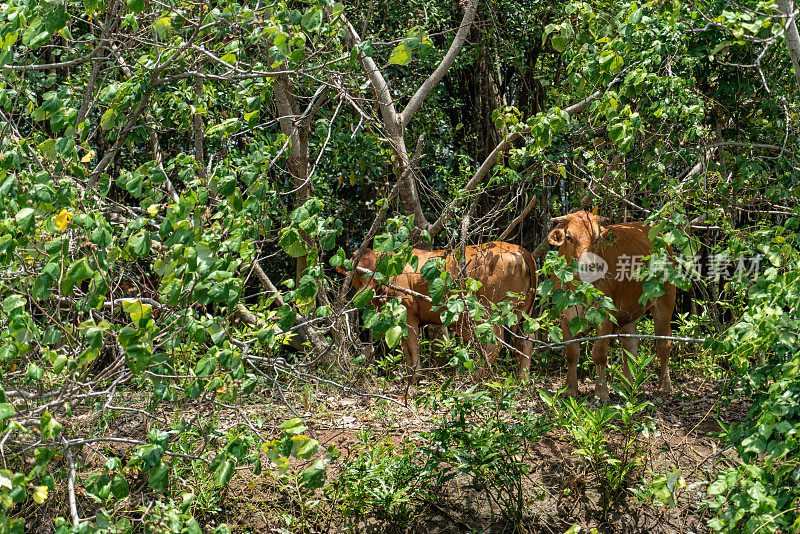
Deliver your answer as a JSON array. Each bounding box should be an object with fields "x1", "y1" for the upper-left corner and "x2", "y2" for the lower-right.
[
  {"x1": 547, "y1": 210, "x2": 610, "y2": 260},
  {"x1": 336, "y1": 248, "x2": 378, "y2": 291}
]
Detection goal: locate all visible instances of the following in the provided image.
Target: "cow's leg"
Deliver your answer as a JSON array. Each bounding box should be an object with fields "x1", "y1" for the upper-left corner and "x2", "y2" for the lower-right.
[
  {"x1": 653, "y1": 289, "x2": 676, "y2": 394},
  {"x1": 591, "y1": 321, "x2": 615, "y2": 402},
  {"x1": 481, "y1": 324, "x2": 504, "y2": 375},
  {"x1": 404, "y1": 315, "x2": 421, "y2": 382},
  {"x1": 517, "y1": 329, "x2": 533, "y2": 382},
  {"x1": 560, "y1": 319, "x2": 580, "y2": 396},
  {"x1": 561, "y1": 306, "x2": 584, "y2": 396},
  {"x1": 619, "y1": 322, "x2": 638, "y2": 385}
]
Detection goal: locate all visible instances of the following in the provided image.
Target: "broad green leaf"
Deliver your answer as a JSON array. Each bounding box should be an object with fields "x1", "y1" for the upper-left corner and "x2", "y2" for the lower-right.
[
  {"x1": 353, "y1": 288, "x2": 374, "y2": 308},
  {"x1": 100, "y1": 108, "x2": 116, "y2": 130},
  {"x1": 0, "y1": 404, "x2": 14, "y2": 421},
  {"x1": 297, "y1": 275, "x2": 317, "y2": 299},
  {"x1": 420, "y1": 258, "x2": 442, "y2": 281},
  {"x1": 129, "y1": 231, "x2": 152, "y2": 258},
  {"x1": 127, "y1": 0, "x2": 145, "y2": 13},
  {"x1": 300, "y1": 459, "x2": 326, "y2": 489},
  {"x1": 2, "y1": 294, "x2": 26, "y2": 313},
  {"x1": 276, "y1": 305, "x2": 296, "y2": 332},
  {"x1": 148, "y1": 463, "x2": 169, "y2": 492},
  {"x1": 569, "y1": 317, "x2": 589, "y2": 337},
  {"x1": 213, "y1": 459, "x2": 234, "y2": 487},
  {"x1": 385, "y1": 325, "x2": 403, "y2": 348},
  {"x1": 429, "y1": 278, "x2": 446, "y2": 304},
  {"x1": 110, "y1": 474, "x2": 130, "y2": 499},
  {"x1": 15, "y1": 208, "x2": 35, "y2": 234},
  {"x1": 301, "y1": 9, "x2": 323, "y2": 31},
  {"x1": 388, "y1": 44, "x2": 411, "y2": 66},
  {"x1": 40, "y1": 412, "x2": 62, "y2": 440},
  {"x1": 280, "y1": 418, "x2": 307, "y2": 434},
  {"x1": 278, "y1": 228, "x2": 309, "y2": 258},
  {"x1": 66, "y1": 258, "x2": 95, "y2": 283}
]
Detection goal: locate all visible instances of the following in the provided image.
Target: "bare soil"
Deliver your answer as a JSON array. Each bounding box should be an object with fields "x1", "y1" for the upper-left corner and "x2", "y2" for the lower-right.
[{"x1": 20, "y1": 369, "x2": 748, "y2": 534}]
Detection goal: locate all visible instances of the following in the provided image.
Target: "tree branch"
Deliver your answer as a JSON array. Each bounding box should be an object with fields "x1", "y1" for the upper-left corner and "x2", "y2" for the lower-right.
[
  {"x1": 401, "y1": 0, "x2": 478, "y2": 125},
  {"x1": 429, "y1": 70, "x2": 629, "y2": 239}
]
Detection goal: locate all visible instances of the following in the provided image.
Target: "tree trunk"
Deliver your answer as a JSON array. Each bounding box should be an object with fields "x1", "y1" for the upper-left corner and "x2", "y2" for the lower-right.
[
  {"x1": 777, "y1": 0, "x2": 800, "y2": 91},
  {"x1": 446, "y1": 6, "x2": 502, "y2": 164},
  {"x1": 274, "y1": 75, "x2": 310, "y2": 281}
]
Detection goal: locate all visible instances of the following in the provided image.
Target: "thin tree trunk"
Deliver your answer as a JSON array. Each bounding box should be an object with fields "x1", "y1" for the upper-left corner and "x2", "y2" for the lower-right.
[
  {"x1": 274, "y1": 75, "x2": 310, "y2": 280},
  {"x1": 777, "y1": 0, "x2": 800, "y2": 91},
  {"x1": 193, "y1": 75, "x2": 207, "y2": 182}
]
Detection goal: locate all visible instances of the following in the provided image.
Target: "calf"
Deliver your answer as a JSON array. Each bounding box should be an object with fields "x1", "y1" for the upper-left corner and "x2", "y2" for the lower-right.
[
  {"x1": 340, "y1": 242, "x2": 538, "y2": 379},
  {"x1": 547, "y1": 210, "x2": 676, "y2": 400}
]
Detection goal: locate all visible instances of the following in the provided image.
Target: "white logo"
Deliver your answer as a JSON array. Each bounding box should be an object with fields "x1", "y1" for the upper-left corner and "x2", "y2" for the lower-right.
[{"x1": 577, "y1": 251, "x2": 608, "y2": 283}]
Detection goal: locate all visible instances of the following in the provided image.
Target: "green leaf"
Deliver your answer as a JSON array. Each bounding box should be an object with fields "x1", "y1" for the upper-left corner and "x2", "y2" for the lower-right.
[
  {"x1": 301, "y1": 9, "x2": 323, "y2": 31},
  {"x1": 639, "y1": 277, "x2": 665, "y2": 306},
  {"x1": 44, "y1": 5, "x2": 69, "y2": 34},
  {"x1": 388, "y1": 44, "x2": 411, "y2": 66},
  {"x1": 22, "y1": 19, "x2": 50, "y2": 51},
  {"x1": 129, "y1": 231, "x2": 152, "y2": 258},
  {"x1": 609, "y1": 123, "x2": 626, "y2": 143},
  {"x1": 353, "y1": 288, "x2": 374, "y2": 308},
  {"x1": 569, "y1": 317, "x2": 589, "y2": 337},
  {"x1": 551, "y1": 34, "x2": 569, "y2": 52},
  {"x1": 296, "y1": 438, "x2": 320, "y2": 459},
  {"x1": 0, "y1": 403, "x2": 14, "y2": 421},
  {"x1": 66, "y1": 258, "x2": 95, "y2": 283},
  {"x1": 27, "y1": 363, "x2": 43, "y2": 382},
  {"x1": 15, "y1": 208, "x2": 35, "y2": 234},
  {"x1": 429, "y1": 278, "x2": 446, "y2": 304},
  {"x1": 85, "y1": 473, "x2": 111, "y2": 502},
  {"x1": 276, "y1": 305, "x2": 296, "y2": 332},
  {"x1": 2, "y1": 294, "x2": 26, "y2": 314},
  {"x1": 278, "y1": 228, "x2": 309, "y2": 258},
  {"x1": 40, "y1": 412, "x2": 62, "y2": 440},
  {"x1": 297, "y1": 275, "x2": 318, "y2": 299},
  {"x1": 585, "y1": 306, "x2": 606, "y2": 325},
  {"x1": 475, "y1": 323, "x2": 496, "y2": 343},
  {"x1": 385, "y1": 325, "x2": 403, "y2": 348},
  {"x1": 300, "y1": 459, "x2": 326, "y2": 489},
  {"x1": 127, "y1": 0, "x2": 145, "y2": 13},
  {"x1": 420, "y1": 258, "x2": 441, "y2": 281},
  {"x1": 213, "y1": 459, "x2": 234, "y2": 487},
  {"x1": 148, "y1": 463, "x2": 169, "y2": 492},
  {"x1": 100, "y1": 108, "x2": 116, "y2": 130},
  {"x1": 110, "y1": 473, "x2": 130, "y2": 499},
  {"x1": 104, "y1": 457, "x2": 122, "y2": 471},
  {"x1": 280, "y1": 418, "x2": 307, "y2": 434}
]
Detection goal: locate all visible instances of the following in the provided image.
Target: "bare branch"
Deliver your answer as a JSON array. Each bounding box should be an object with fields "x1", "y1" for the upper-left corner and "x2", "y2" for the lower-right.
[{"x1": 401, "y1": 0, "x2": 478, "y2": 125}]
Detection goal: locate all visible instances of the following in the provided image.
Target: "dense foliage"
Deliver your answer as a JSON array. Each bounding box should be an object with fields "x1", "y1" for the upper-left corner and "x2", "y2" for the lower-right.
[{"x1": 0, "y1": 0, "x2": 798, "y2": 531}]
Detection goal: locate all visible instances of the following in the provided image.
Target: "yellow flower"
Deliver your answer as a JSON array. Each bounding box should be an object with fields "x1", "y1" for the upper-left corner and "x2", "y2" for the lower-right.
[
  {"x1": 32, "y1": 485, "x2": 48, "y2": 504},
  {"x1": 54, "y1": 209, "x2": 73, "y2": 231}
]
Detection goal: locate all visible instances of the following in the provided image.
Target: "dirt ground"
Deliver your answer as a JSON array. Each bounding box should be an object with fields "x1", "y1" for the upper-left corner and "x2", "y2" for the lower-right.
[
  {"x1": 21, "y1": 366, "x2": 748, "y2": 534},
  {"x1": 219, "y1": 371, "x2": 746, "y2": 533}
]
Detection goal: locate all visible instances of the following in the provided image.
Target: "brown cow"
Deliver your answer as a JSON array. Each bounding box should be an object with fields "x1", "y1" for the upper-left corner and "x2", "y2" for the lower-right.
[
  {"x1": 547, "y1": 210, "x2": 676, "y2": 400},
  {"x1": 339, "y1": 242, "x2": 538, "y2": 380}
]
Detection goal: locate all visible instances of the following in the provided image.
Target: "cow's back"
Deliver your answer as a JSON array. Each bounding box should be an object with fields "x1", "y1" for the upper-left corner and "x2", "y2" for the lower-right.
[
  {"x1": 453, "y1": 242, "x2": 537, "y2": 313},
  {"x1": 383, "y1": 242, "x2": 537, "y2": 326}
]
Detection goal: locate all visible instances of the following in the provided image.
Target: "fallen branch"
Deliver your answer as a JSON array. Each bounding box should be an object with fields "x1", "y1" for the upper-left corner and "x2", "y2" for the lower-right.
[{"x1": 60, "y1": 436, "x2": 82, "y2": 526}]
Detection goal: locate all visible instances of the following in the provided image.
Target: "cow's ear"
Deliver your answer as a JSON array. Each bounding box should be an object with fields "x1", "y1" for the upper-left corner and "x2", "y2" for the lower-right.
[{"x1": 548, "y1": 228, "x2": 565, "y2": 246}]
